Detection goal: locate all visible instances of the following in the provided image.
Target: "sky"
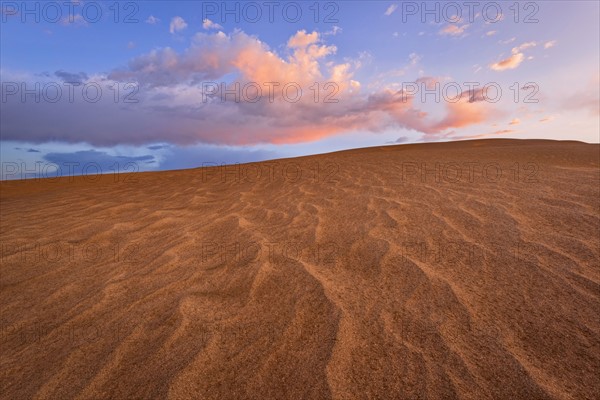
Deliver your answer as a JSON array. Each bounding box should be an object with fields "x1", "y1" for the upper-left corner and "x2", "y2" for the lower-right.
[{"x1": 1, "y1": 0, "x2": 599, "y2": 179}]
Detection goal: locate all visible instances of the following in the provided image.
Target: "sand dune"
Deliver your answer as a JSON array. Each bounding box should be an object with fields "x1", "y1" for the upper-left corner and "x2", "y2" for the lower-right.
[{"x1": 1, "y1": 139, "x2": 599, "y2": 399}]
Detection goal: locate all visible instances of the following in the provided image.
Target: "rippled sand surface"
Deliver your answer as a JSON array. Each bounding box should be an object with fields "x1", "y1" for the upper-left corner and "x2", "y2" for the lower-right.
[{"x1": 1, "y1": 139, "x2": 599, "y2": 399}]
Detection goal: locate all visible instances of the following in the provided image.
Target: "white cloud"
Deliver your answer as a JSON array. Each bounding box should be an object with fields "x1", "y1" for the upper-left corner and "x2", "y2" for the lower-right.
[
  {"x1": 146, "y1": 15, "x2": 160, "y2": 24},
  {"x1": 59, "y1": 14, "x2": 87, "y2": 27},
  {"x1": 384, "y1": 4, "x2": 398, "y2": 16},
  {"x1": 544, "y1": 40, "x2": 557, "y2": 49},
  {"x1": 169, "y1": 16, "x2": 188, "y2": 34},
  {"x1": 409, "y1": 53, "x2": 421, "y2": 66},
  {"x1": 324, "y1": 26, "x2": 342, "y2": 36}
]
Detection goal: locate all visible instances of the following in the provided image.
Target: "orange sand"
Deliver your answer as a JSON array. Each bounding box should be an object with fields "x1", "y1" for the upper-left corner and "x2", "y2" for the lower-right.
[{"x1": 1, "y1": 139, "x2": 599, "y2": 399}]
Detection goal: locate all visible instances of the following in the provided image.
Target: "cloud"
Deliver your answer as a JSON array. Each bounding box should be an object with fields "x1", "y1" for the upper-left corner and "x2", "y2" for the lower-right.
[
  {"x1": 60, "y1": 14, "x2": 87, "y2": 27},
  {"x1": 428, "y1": 88, "x2": 495, "y2": 132},
  {"x1": 169, "y1": 16, "x2": 187, "y2": 34},
  {"x1": 384, "y1": 4, "x2": 398, "y2": 16},
  {"x1": 439, "y1": 24, "x2": 469, "y2": 36},
  {"x1": 202, "y1": 18, "x2": 223, "y2": 30},
  {"x1": 110, "y1": 29, "x2": 339, "y2": 87},
  {"x1": 14, "y1": 147, "x2": 41, "y2": 153},
  {"x1": 372, "y1": 53, "x2": 423, "y2": 85},
  {"x1": 415, "y1": 76, "x2": 441, "y2": 90},
  {"x1": 451, "y1": 129, "x2": 515, "y2": 140},
  {"x1": 544, "y1": 40, "x2": 557, "y2": 49},
  {"x1": 324, "y1": 26, "x2": 342, "y2": 36},
  {"x1": 3, "y1": 30, "x2": 499, "y2": 147},
  {"x1": 26, "y1": 144, "x2": 279, "y2": 175},
  {"x1": 539, "y1": 116, "x2": 555, "y2": 123},
  {"x1": 388, "y1": 136, "x2": 409, "y2": 144},
  {"x1": 513, "y1": 42, "x2": 536, "y2": 52},
  {"x1": 493, "y1": 129, "x2": 515, "y2": 134},
  {"x1": 146, "y1": 15, "x2": 160, "y2": 24},
  {"x1": 42, "y1": 150, "x2": 156, "y2": 177},
  {"x1": 490, "y1": 53, "x2": 524, "y2": 71},
  {"x1": 509, "y1": 118, "x2": 520, "y2": 125},
  {"x1": 155, "y1": 145, "x2": 279, "y2": 171},
  {"x1": 54, "y1": 70, "x2": 89, "y2": 84},
  {"x1": 559, "y1": 73, "x2": 600, "y2": 116},
  {"x1": 486, "y1": 30, "x2": 497, "y2": 36},
  {"x1": 562, "y1": 91, "x2": 600, "y2": 116},
  {"x1": 147, "y1": 144, "x2": 170, "y2": 150},
  {"x1": 287, "y1": 30, "x2": 320, "y2": 48},
  {"x1": 490, "y1": 42, "x2": 536, "y2": 71}
]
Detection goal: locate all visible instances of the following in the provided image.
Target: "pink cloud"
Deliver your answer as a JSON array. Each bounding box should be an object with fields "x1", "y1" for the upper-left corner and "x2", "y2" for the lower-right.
[
  {"x1": 431, "y1": 99, "x2": 490, "y2": 132},
  {"x1": 439, "y1": 24, "x2": 469, "y2": 36},
  {"x1": 5, "y1": 30, "x2": 500, "y2": 147},
  {"x1": 490, "y1": 53, "x2": 524, "y2": 71},
  {"x1": 490, "y1": 41, "x2": 536, "y2": 71},
  {"x1": 539, "y1": 116, "x2": 555, "y2": 123},
  {"x1": 451, "y1": 129, "x2": 516, "y2": 140},
  {"x1": 202, "y1": 19, "x2": 223, "y2": 30},
  {"x1": 509, "y1": 118, "x2": 521, "y2": 125}
]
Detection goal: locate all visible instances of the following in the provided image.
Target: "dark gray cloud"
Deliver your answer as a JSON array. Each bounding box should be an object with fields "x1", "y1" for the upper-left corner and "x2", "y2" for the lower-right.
[
  {"x1": 41, "y1": 150, "x2": 155, "y2": 177},
  {"x1": 2, "y1": 142, "x2": 285, "y2": 180},
  {"x1": 157, "y1": 145, "x2": 279, "y2": 171},
  {"x1": 393, "y1": 136, "x2": 409, "y2": 143},
  {"x1": 54, "y1": 70, "x2": 89, "y2": 84},
  {"x1": 31, "y1": 146, "x2": 279, "y2": 177}
]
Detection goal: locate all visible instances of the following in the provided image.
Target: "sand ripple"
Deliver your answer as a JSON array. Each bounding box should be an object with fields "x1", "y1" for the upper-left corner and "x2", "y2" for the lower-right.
[{"x1": 1, "y1": 140, "x2": 599, "y2": 399}]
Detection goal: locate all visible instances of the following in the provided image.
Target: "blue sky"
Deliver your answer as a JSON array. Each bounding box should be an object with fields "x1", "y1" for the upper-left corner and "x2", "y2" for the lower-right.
[{"x1": 1, "y1": 1, "x2": 599, "y2": 179}]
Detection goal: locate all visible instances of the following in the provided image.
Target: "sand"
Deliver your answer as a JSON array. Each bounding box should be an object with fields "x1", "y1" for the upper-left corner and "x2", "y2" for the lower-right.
[{"x1": 1, "y1": 139, "x2": 599, "y2": 399}]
